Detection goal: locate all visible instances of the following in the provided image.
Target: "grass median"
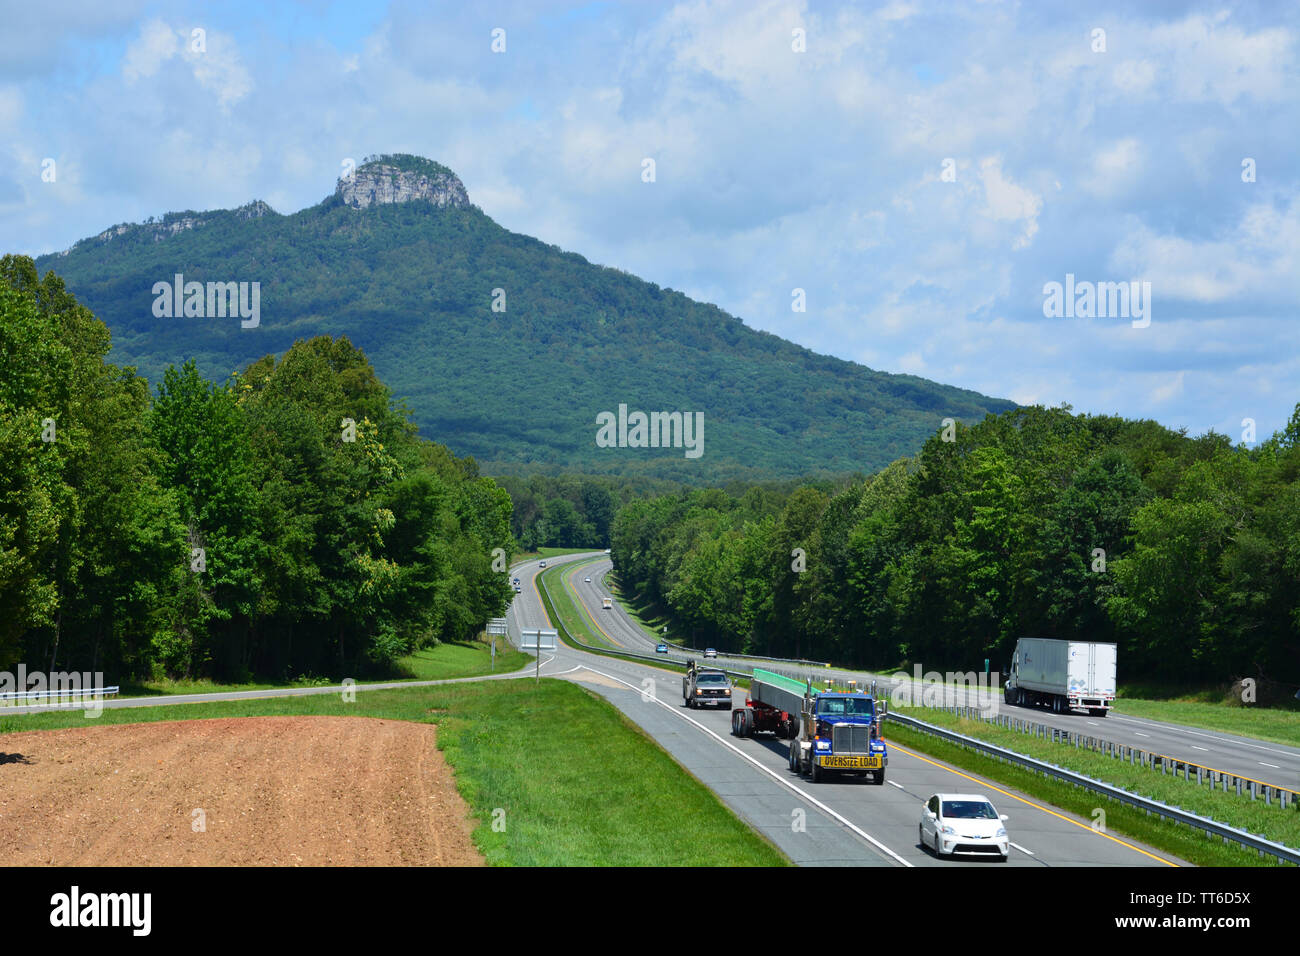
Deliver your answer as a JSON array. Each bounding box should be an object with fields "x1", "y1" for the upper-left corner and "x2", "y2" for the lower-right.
[{"x1": 0, "y1": 678, "x2": 788, "y2": 866}]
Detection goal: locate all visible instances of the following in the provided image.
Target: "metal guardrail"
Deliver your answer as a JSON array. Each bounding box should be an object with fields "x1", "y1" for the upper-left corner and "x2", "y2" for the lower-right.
[
  {"x1": 657, "y1": 637, "x2": 829, "y2": 669},
  {"x1": 0, "y1": 686, "x2": 120, "y2": 704},
  {"x1": 885, "y1": 710, "x2": 1300, "y2": 865},
  {"x1": 537, "y1": 573, "x2": 754, "y2": 682},
  {"x1": 923, "y1": 702, "x2": 1300, "y2": 810}
]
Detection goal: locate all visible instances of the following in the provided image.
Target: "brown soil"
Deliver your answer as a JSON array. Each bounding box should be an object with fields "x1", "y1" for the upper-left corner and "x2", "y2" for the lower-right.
[{"x1": 0, "y1": 715, "x2": 484, "y2": 866}]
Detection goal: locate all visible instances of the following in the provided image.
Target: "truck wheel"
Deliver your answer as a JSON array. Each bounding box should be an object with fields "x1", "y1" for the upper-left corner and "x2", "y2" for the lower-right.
[
  {"x1": 810, "y1": 759, "x2": 823, "y2": 783},
  {"x1": 730, "y1": 710, "x2": 740, "y2": 736},
  {"x1": 740, "y1": 709, "x2": 754, "y2": 737},
  {"x1": 788, "y1": 743, "x2": 799, "y2": 773},
  {"x1": 873, "y1": 770, "x2": 886, "y2": 785}
]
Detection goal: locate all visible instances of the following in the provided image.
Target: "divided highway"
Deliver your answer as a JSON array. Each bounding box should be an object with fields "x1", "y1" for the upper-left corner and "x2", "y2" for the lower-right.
[
  {"x1": 513, "y1": 551, "x2": 1185, "y2": 867},
  {"x1": 565, "y1": 555, "x2": 1300, "y2": 797}
]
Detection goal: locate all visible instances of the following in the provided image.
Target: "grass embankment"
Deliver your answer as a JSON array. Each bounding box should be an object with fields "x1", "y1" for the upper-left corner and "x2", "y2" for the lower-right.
[
  {"x1": 0, "y1": 679, "x2": 787, "y2": 866},
  {"x1": 395, "y1": 640, "x2": 531, "y2": 680},
  {"x1": 83, "y1": 638, "x2": 523, "y2": 701},
  {"x1": 539, "y1": 558, "x2": 621, "y2": 650},
  {"x1": 886, "y1": 712, "x2": 1298, "y2": 865}
]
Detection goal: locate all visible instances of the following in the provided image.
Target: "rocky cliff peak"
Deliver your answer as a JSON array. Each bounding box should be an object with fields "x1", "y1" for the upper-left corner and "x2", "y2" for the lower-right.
[{"x1": 335, "y1": 154, "x2": 469, "y2": 210}]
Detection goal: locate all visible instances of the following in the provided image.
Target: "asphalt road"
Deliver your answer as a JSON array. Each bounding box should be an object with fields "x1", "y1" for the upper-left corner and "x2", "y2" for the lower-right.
[
  {"x1": 564, "y1": 555, "x2": 1300, "y2": 797},
  {"x1": 517, "y1": 551, "x2": 1185, "y2": 868}
]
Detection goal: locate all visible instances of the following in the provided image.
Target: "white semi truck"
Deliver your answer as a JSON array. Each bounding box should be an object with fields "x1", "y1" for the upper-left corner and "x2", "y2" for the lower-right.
[{"x1": 1004, "y1": 638, "x2": 1116, "y2": 716}]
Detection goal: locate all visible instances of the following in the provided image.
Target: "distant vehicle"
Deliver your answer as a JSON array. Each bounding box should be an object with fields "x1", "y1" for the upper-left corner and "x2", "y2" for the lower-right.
[
  {"x1": 584, "y1": 576, "x2": 591, "y2": 583},
  {"x1": 513, "y1": 584, "x2": 521, "y2": 593},
  {"x1": 655, "y1": 643, "x2": 669, "y2": 654},
  {"x1": 1005, "y1": 638, "x2": 1116, "y2": 716},
  {"x1": 604, "y1": 548, "x2": 611, "y2": 554},
  {"x1": 538, "y1": 560, "x2": 547, "y2": 568},
  {"x1": 512, "y1": 577, "x2": 520, "y2": 585},
  {"x1": 919, "y1": 793, "x2": 1009, "y2": 861},
  {"x1": 601, "y1": 597, "x2": 612, "y2": 610},
  {"x1": 703, "y1": 648, "x2": 717, "y2": 659},
  {"x1": 682, "y1": 660, "x2": 732, "y2": 709}
]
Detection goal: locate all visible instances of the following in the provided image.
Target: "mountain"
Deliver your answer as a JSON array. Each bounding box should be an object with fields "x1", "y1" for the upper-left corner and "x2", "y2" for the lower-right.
[{"x1": 32, "y1": 153, "x2": 1016, "y2": 482}]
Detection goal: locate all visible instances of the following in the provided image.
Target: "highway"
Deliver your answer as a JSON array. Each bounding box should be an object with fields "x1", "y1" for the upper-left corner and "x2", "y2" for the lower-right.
[
  {"x1": 562, "y1": 554, "x2": 1300, "y2": 797},
  {"x1": 514, "y1": 551, "x2": 1186, "y2": 867}
]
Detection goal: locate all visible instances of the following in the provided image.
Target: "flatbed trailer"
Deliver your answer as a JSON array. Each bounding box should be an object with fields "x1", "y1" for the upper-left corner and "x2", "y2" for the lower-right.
[{"x1": 732, "y1": 667, "x2": 889, "y2": 784}]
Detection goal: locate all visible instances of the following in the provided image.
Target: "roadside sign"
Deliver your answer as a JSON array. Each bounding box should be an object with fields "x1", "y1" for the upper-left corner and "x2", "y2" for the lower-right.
[
  {"x1": 519, "y1": 629, "x2": 557, "y2": 650},
  {"x1": 486, "y1": 618, "x2": 508, "y2": 636}
]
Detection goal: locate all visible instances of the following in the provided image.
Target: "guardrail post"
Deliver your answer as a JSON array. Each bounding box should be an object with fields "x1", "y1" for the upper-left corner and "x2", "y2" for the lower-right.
[{"x1": 1251, "y1": 781, "x2": 1258, "y2": 801}]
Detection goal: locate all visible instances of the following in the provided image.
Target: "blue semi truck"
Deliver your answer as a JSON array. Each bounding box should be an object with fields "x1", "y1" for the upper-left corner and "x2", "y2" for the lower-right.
[{"x1": 731, "y1": 667, "x2": 889, "y2": 784}]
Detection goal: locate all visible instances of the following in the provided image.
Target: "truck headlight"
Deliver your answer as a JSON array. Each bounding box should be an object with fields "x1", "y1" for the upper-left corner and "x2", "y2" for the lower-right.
[{"x1": 995, "y1": 828, "x2": 1006, "y2": 837}]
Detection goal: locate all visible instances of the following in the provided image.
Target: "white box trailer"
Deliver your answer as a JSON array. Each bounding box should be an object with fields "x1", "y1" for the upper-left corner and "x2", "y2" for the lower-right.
[{"x1": 1005, "y1": 638, "x2": 1116, "y2": 716}]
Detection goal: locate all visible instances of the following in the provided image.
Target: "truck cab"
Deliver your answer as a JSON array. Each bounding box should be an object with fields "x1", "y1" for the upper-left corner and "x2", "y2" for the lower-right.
[
  {"x1": 682, "y1": 659, "x2": 733, "y2": 709},
  {"x1": 792, "y1": 690, "x2": 889, "y2": 784}
]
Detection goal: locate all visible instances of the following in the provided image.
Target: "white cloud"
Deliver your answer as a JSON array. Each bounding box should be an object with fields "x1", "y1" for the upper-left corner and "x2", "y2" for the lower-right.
[
  {"x1": 122, "y1": 18, "x2": 180, "y2": 82},
  {"x1": 978, "y1": 157, "x2": 1042, "y2": 249}
]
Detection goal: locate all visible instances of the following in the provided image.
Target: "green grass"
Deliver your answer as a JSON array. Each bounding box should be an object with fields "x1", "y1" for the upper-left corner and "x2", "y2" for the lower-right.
[
  {"x1": 394, "y1": 639, "x2": 531, "y2": 681},
  {"x1": 890, "y1": 705, "x2": 1300, "y2": 855},
  {"x1": 540, "y1": 559, "x2": 620, "y2": 650},
  {"x1": 884, "y1": 723, "x2": 1286, "y2": 867},
  {"x1": 0, "y1": 679, "x2": 787, "y2": 866}
]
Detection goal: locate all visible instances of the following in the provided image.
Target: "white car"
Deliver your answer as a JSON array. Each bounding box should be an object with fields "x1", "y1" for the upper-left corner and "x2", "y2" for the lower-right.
[
  {"x1": 584, "y1": 576, "x2": 591, "y2": 583},
  {"x1": 919, "y1": 793, "x2": 1009, "y2": 861}
]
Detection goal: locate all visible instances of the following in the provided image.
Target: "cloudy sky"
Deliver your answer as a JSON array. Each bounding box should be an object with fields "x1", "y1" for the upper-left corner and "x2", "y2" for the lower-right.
[{"x1": 4, "y1": 0, "x2": 1297, "y2": 441}]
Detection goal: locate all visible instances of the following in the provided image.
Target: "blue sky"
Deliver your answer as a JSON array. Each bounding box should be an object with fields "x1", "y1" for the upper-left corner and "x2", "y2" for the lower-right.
[{"x1": 3, "y1": 0, "x2": 1298, "y2": 441}]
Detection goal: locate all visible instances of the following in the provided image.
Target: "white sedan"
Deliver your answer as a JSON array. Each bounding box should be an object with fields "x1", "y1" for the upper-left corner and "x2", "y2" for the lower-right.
[
  {"x1": 584, "y1": 576, "x2": 591, "y2": 583},
  {"x1": 919, "y1": 793, "x2": 1009, "y2": 861}
]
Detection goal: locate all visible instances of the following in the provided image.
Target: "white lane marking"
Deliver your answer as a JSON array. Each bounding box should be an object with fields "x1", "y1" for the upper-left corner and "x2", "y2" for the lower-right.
[
  {"x1": 1192, "y1": 746, "x2": 1209, "y2": 752},
  {"x1": 573, "y1": 661, "x2": 913, "y2": 867},
  {"x1": 888, "y1": 781, "x2": 905, "y2": 790},
  {"x1": 1087, "y1": 721, "x2": 1098, "y2": 726},
  {"x1": 1010, "y1": 842, "x2": 1035, "y2": 856},
  {"x1": 1260, "y1": 762, "x2": 1280, "y2": 769},
  {"x1": 548, "y1": 665, "x2": 583, "y2": 676},
  {"x1": 1107, "y1": 714, "x2": 1297, "y2": 757},
  {"x1": 1134, "y1": 732, "x2": 1150, "y2": 738}
]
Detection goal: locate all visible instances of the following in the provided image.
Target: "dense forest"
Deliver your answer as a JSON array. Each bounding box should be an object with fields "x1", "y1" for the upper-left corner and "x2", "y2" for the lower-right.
[
  {"x1": 0, "y1": 256, "x2": 512, "y2": 682},
  {"x1": 612, "y1": 404, "x2": 1300, "y2": 691},
  {"x1": 33, "y1": 154, "x2": 1015, "y2": 483}
]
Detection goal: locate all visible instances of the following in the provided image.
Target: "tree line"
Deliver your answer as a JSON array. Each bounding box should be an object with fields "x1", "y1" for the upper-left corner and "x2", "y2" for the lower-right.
[
  {"x1": 612, "y1": 404, "x2": 1300, "y2": 691},
  {"x1": 0, "y1": 256, "x2": 512, "y2": 682}
]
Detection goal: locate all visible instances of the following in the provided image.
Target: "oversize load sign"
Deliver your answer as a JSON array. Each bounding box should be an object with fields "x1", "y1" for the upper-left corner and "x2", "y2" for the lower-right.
[{"x1": 820, "y1": 755, "x2": 882, "y2": 769}]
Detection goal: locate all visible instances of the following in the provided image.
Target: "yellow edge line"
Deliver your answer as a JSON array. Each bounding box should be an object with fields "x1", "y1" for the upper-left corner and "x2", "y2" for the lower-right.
[
  {"x1": 888, "y1": 740, "x2": 1181, "y2": 867},
  {"x1": 562, "y1": 561, "x2": 627, "y2": 650}
]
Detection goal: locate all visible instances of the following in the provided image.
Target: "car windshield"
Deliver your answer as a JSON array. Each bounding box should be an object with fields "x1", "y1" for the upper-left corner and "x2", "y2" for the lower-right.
[
  {"x1": 941, "y1": 801, "x2": 997, "y2": 819},
  {"x1": 817, "y1": 697, "x2": 874, "y2": 717},
  {"x1": 696, "y1": 673, "x2": 727, "y2": 683}
]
